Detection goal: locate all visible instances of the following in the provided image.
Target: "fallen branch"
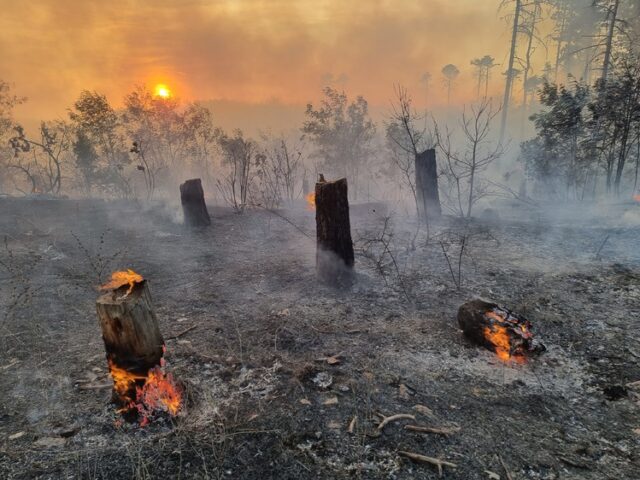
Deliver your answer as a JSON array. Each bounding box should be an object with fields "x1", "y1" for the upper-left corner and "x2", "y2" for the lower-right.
[
  {"x1": 376, "y1": 413, "x2": 415, "y2": 432},
  {"x1": 398, "y1": 451, "x2": 457, "y2": 477},
  {"x1": 167, "y1": 324, "x2": 198, "y2": 340},
  {"x1": 498, "y1": 454, "x2": 513, "y2": 480},
  {"x1": 347, "y1": 415, "x2": 357, "y2": 434},
  {"x1": 404, "y1": 424, "x2": 460, "y2": 436}
]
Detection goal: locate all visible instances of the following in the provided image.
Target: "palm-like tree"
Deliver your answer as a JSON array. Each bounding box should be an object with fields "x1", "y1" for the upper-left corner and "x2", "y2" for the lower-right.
[{"x1": 441, "y1": 64, "x2": 460, "y2": 105}]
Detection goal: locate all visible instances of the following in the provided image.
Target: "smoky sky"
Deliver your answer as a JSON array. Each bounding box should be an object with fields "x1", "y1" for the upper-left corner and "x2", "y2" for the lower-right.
[{"x1": 1, "y1": 0, "x2": 529, "y2": 128}]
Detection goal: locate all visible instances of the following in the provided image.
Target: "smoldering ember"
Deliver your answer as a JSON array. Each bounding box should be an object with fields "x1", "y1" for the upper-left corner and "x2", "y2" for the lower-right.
[{"x1": 1, "y1": 2, "x2": 639, "y2": 480}]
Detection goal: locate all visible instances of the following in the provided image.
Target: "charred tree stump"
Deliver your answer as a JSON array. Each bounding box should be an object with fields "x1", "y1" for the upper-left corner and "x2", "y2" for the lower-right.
[
  {"x1": 457, "y1": 299, "x2": 544, "y2": 361},
  {"x1": 96, "y1": 280, "x2": 164, "y2": 410},
  {"x1": 180, "y1": 178, "x2": 211, "y2": 227},
  {"x1": 315, "y1": 177, "x2": 355, "y2": 285},
  {"x1": 415, "y1": 149, "x2": 441, "y2": 220}
]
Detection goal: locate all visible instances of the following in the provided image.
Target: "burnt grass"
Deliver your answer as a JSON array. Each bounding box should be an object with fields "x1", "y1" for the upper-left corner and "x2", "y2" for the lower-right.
[{"x1": 0, "y1": 197, "x2": 639, "y2": 479}]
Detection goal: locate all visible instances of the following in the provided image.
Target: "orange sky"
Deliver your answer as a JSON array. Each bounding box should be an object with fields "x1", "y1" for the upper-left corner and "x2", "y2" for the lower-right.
[{"x1": 0, "y1": 0, "x2": 533, "y2": 131}]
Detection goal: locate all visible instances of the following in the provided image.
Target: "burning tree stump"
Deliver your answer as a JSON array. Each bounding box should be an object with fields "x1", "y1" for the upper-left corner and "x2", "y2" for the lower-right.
[
  {"x1": 457, "y1": 299, "x2": 545, "y2": 362},
  {"x1": 415, "y1": 149, "x2": 441, "y2": 220},
  {"x1": 180, "y1": 178, "x2": 211, "y2": 227},
  {"x1": 315, "y1": 177, "x2": 354, "y2": 285},
  {"x1": 96, "y1": 272, "x2": 164, "y2": 410}
]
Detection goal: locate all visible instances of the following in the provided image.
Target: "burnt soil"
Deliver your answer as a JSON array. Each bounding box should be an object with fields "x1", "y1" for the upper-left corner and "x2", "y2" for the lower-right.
[{"x1": 0, "y1": 197, "x2": 639, "y2": 479}]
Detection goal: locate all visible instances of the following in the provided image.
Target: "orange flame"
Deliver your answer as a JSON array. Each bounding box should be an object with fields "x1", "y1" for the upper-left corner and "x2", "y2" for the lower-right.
[
  {"x1": 107, "y1": 353, "x2": 182, "y2": 425},
  {"x1": 107, "y1": 359, "x2": 146, "y2": 404},
  {"x1": 100, "y1": 269, "x2": 143, "y2": 295},
  {"x1": 483, "y1": 325, "x2": 512, "y2": 361},
  {"x1": 134, "y1": 366, "x2": 182, "y2": 426},
  {"x1": 633, "y1": 194, "x2": 640, "y2": 202},
  {"x1": 483, "y1": 324, "x2": 526, "y2": 364},
  {"x1": 305, "y1": 192, "x2": 316, "y2": 211}
]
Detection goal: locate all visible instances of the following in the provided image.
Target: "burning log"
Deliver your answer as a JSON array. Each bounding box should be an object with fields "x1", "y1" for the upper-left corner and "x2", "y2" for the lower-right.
[
  {"x1": 96, "y1": 270, "x2": 182, "y2": 423},
  {"x1": 315, "y1": 176, "x2": 354, "y2": 285},
  {"x1": 457, "y1": 299, "x2": 545, "y2": 362},
  {"x1": 415, "y1": 149, "x2": 441, "y2": 220},
  {"x1": 180, "y1": 178, "x2": 211, "y2": 227}
]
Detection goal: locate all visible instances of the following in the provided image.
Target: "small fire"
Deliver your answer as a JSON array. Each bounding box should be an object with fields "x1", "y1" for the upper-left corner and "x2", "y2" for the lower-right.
[
  {"x1": 633, "y1": 194, "x2": 640, "y2": 202},
  {"x1": 134, "y1": 366, "x2": 182, "y2": 426},
  {"x1": 305, "y1": 192, "x2": 316, "y2": 211},
  {"x1": 483, "y1": 309, "x2": 530, "y2": 363},
  {"x1": 100, "y1": 269, "x2": 143, "y2": 295},
  {"x1": 483, "y1": 325, "x2": 519, "y2": 362},
  {"x1": 107, "y1": 353, "x2": 183, "y2": 425}
]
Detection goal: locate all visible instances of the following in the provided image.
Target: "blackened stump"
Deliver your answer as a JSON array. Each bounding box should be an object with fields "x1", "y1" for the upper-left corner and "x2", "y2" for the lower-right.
[
  {"x1": 96, "y1": 281, "x2": 164, "y2": 409},
  {"x1": 415, "y1": 149, "x2": 441, "y2": 220},
  {"x1": 457, "y1": 299, "x2": 545, "y2": 360},
  {"x1": 315, "y1": 177, "x2": 354, "y2": 285},
  {"x1": 180, "y1": 178, "x2": 211, "y2": 227}
]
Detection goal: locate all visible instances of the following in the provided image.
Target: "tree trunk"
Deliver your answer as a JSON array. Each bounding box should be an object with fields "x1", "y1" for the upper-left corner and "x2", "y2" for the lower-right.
[
  {"x1": 96, "y1": 281, "x2": 164, "y2": 408},
  {"x1": 180, "y1": 178, "x2": 211, "y2": 227},
  {"x1": 415, "y1": 149, "x2": 442, "y2": 221},
  {"x1": 601, "y1": 0, "x2": 620, "y2": 86},
  {"x1": 315, "y1": 177, "x2": 354, "y2": 286},
  {"x1": 500, "y1": 0, "x2": 522, "y2": 141}
]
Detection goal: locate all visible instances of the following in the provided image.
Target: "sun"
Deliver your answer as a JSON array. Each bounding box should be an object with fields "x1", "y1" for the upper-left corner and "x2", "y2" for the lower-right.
[{"x1": 154, "y1": 84, "x2": 172, "y2": 99}]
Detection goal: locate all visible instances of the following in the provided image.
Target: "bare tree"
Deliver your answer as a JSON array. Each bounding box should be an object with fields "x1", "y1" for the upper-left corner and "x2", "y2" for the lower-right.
[
  {"x1": 435, "y1": 99, "x2": 503, "y2": 217},
  {"x1": 9, "y1": 121, "x2": 71, "y2": 195},
  {"x1": 385, "y1": 85, "x2": 433, "y2": 216},
  {"x1": 217, "y1": 130, "x2": 257, "y2": 213}
]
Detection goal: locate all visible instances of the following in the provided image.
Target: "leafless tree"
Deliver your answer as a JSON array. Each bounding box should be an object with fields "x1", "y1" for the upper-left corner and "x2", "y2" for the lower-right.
[
  {"x1": 385, "y1": 85, "x2": 433, "y2": 216},
  {"x1": 217, "y1": 130, "x2": 257, "y2": 213},
  {"x1": 255, "y1": 134, "x2": 305, "y2": 207},
  {"x1": 435, "y1": 99, "x2": 503, "y2": 217},
  {"x1": 9, "y1": 121, "x2": 71, "y2": 195}
]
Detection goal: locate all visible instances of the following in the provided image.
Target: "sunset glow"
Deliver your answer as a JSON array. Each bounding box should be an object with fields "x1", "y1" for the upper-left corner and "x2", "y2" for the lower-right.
[{"x1": 154, "y1": 84, "x2": 171, "y2": 99}]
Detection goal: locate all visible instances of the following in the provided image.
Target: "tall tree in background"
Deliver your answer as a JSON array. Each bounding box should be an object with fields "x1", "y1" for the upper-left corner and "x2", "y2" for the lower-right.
[
  {"x1": 441, "y1": 64, "x2": 460, "y2": 106},
  {"x1": 302, "y1": 87, "x2": 375, "y2": 199},
  {"x1": 597, "y1": 0, "x2": 620, "y2": 86},
  {"x1": 471, "y1": 56, "x2": 497, "y2": 100},
  {"x1": 500, "y1": 0, "x2": 523, "y2": 140},
  {"x1": 518, "y1": 0, "x2": 544, "y2": 128}
]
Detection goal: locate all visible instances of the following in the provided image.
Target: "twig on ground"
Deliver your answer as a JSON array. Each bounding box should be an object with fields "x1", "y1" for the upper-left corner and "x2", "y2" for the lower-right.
[
  {"x1": 248, "y1": 203, "x2": 312, "y2": 239},
  {"x1": 0, "y1": 360, "x2": 20, "y2": 370},
  {"x1": 376, "y1": 413, "x2": 415, "y2": 432},
  {"x1": 166, "y1": 324, "x2": 198, "y2": 340},
  {"x1": 498, "y1": 454, "x2": 513, "y2": 480},
  {"x1": 404, "y1": 424, "x2": 460, "y2": 436},
  {"x1": 347, "y1": 415, "x2": 357, "y2": 434},
  {"x1": 398, "y1": 450, "x2": 457, "y2": 477}
]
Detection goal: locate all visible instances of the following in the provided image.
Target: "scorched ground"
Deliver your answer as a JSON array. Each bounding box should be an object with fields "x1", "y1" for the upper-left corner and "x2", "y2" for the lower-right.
[{"x1": 0, "y1": 197, "x2": 639, "y2": 479}]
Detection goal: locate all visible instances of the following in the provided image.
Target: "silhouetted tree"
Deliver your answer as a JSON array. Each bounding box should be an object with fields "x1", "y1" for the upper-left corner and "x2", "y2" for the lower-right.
[
  {"x1": 302, "y1": 87, "x2": 375, "y2": 199},
  {"x1": 441, "y1": 64, "x2": 460, "y2": 105}
]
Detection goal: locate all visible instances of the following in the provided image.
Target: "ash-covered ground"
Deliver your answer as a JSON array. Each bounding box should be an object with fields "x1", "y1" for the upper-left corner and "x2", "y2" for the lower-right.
[{"x1": 0, "y1": 197, "x2": 639, "y2": 479}]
